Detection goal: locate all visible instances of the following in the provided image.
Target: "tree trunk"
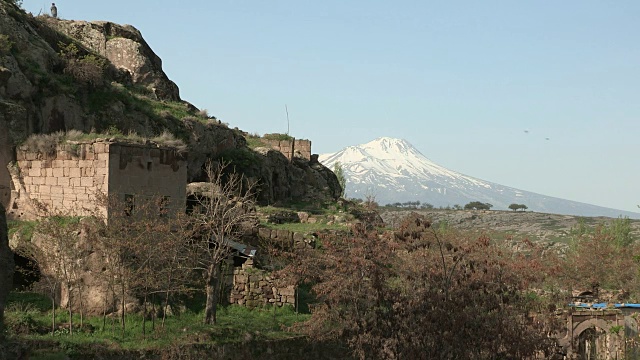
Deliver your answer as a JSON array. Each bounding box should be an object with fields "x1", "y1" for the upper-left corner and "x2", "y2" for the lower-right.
[
  {"x1": 51, "y1": 290, "x2": 56, "y2": 335},
  {"x1": 67, "y1": 283, "x2": 73, "y2": 336},
  {"x1": 151, "y1": 293, "x2": 156, "y2": 331},
  {"x1": 102, "y1": 293, "x2": 107, "y2": 332},
  {"x1": 121, "y1": 277, "x2": 126, "y2": 339},
  {"x1": 162, "y1": 268, "x2": 174, "y2": 328},
  {"x1": 142, "y1": 292, "x2": 147, "y2": 338},
  {"x1": 78, "y1": 285, "x2": 84, "y2": 328},
  {"x1": 204, "y1": 263, "x2": 221, "y2": 325},
  {"x1": 162, "y1": 290, "x2": 169, "y2": 328}
]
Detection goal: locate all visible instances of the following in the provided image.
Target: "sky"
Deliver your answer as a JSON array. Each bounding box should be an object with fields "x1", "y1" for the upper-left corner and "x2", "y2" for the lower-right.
[{"x1": 23, "y1": 1, "x2": 640, "y2": 213}]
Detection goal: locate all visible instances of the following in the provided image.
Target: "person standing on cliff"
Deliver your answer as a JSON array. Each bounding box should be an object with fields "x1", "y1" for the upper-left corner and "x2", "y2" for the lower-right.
[{"x1": 51, "y1": 3, "x2": 57, "y2": 18}]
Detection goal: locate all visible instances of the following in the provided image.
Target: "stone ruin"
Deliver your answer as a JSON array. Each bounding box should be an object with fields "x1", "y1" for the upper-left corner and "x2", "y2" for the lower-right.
[
  {"x1": 7, "y1": 140, "x2": 187, "y2": 219},
  {"x1": 229, "y1": 259, "x2": 296, "y2": 308},
  {"x1": 261, "y1": 136, "x2": 312, "y2": 161}
]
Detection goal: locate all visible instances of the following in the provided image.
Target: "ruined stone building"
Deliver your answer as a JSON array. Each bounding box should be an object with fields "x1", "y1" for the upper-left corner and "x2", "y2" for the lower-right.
[
  {"x1": 7, "y1": 140, "x2": 187, "y2": 219},
  {"x1": 262, "y1": 137, "x2": 312, "y2": 161}
]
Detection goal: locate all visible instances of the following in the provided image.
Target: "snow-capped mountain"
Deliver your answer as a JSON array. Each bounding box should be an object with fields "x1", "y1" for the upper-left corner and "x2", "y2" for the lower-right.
[{"x1": 319, "y1": 137, "x2": 640, "y2": 219}]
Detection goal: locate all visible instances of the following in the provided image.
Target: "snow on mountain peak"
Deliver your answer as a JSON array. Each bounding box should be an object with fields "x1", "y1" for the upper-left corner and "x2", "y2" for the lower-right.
[
  {"x1": 318, "y1": 138, "x2": 640, "y2": 218},
  {"x1": 363, "y1": 137, "x2": 415, "y2": 155},
  {"x1": 319, "y1": 137, "x2": 472, "y2": 185}
]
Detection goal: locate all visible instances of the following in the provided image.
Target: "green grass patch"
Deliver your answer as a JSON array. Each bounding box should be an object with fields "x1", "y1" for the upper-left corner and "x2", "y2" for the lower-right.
[
  {"x1": 257, "y1": 201, "x2": 345, "y2": 216},
  {"x1": 7, "y1": 292, "x2": 52, "y2": 312},
  {"x1": 7, "y1": 219, "x2": 37, "y2": 241},
  {"x1": 245, "y1": 136, "x2": 267, "y2": 149},
  {"x1": 262, "y1": 221, "x2": 348, "y2": 232},
  {"x1": 5, "y1": 291, "x2": 309, "y2": 352},
  {"x1": 263, "y1": 133, "x2": 294, "y2": 141}
]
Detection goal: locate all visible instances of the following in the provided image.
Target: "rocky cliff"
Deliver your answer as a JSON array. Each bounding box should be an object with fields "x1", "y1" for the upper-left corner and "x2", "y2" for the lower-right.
[{"x1": 0, "y1": 1, "x2": 339, "y2": 208}]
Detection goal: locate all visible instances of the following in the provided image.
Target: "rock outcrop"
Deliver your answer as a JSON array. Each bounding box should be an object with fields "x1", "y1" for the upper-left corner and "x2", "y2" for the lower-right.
[
  {"x1": 0, "y1": 1, "x2": 340, "y2": 209},
  {"x1": 245, "y1": 148, "x2": 342, "y2": 205},
  {"x1": 40, "y1": 18, "x2": 180, "y2": 101},
  {"x1": 0, "y1": 203, "x2": 14, "y2": 333}
]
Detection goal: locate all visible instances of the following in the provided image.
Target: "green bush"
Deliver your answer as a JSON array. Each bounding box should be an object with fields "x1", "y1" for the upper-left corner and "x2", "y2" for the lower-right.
[
  {"x1": 216, "y1": 148, "x2": 261, "y2": 170},
  {"x1": 0, "y1": 34, "x2": 13, "y2": 55},
  {"x1": 58, "y1": 42, "x2": 107, "y2": 87}
]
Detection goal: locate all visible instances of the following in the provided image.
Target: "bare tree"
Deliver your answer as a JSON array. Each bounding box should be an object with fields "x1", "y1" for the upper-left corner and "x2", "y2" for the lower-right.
[
  {"x1": 188, "y1": 161, "x2": 257, "y2": 325},
  {"x1": 12, "y1": 199, "x2": 91, "y2": 336},
  {"x1": 14, "y1": 239, "x2": 59, "y2": 334}
]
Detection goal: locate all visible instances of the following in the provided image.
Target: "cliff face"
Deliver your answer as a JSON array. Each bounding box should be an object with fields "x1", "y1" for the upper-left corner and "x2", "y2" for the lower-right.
[
  {"x1": 0, "y1": 1, "x2": 339, "y2": 208},
  {"x1": 41, "y1": 18, "x2": 180, "y2": 101}
]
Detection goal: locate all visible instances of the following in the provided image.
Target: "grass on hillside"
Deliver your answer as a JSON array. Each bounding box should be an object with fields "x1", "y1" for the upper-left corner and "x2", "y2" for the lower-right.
[
  {"x1": 258, "y1": 202, "x2": 347, "y2": 216},
  {"x1": 261, "y1": 221, "x2": 349, "y2": 232},
  {"x1": 257, "y1": 204, "x2": 351, "y2": 232},
  {"x1": 5, "y1": 291, "x2": 309, "y2": 356},
  {"x1": 245, "y1": 136, "x2": 267, "y2": 149}
]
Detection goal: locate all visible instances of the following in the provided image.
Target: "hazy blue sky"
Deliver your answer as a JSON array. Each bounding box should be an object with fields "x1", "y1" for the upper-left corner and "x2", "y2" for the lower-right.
[{"x1": 24, "y1": 1, "x2": 640, "y2": 213}]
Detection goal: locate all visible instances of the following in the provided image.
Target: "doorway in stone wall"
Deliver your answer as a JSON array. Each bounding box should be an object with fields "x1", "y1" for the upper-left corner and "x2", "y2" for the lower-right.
[{"x1": 577, "y1": 327, "x2": 606, "y2": 360}]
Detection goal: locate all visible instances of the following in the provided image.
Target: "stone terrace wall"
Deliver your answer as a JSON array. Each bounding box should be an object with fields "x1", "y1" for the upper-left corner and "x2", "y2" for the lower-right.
[
  {"x1": 262, "y1": 139, "x2": 312, "y2": 161},
  {"x1": 230, "y1": 259, "x2": 296, "y2": 308},
  {"x1": 12, "y1": 142, "x2": 110, "y2": 218},
  {"x1": 257, "y1": 227, "x2": 316, "y2": 250}
]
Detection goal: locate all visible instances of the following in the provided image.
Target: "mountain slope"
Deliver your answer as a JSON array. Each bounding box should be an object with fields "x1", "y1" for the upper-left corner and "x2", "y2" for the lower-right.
[{"x1": 319, "y1": 137, "x2": 640, "y2": 219}]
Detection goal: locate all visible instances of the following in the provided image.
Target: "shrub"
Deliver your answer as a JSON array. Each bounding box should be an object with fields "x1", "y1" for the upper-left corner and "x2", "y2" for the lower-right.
[
  {"x1": 58, "y1": 42, "x2": 107, "y2": 87},
  {"x1": 151, "y1": 131, "x2": 187, "y2": 153},
  {"x1": 0, "y1": 34, "x2": 13, "y2": 55},
  {"x1": 215, "y1": 148, "x2": 261, "y2": 170},
  {"x1": 21, "y1": 132, "x2": 65, "y2": 155}
]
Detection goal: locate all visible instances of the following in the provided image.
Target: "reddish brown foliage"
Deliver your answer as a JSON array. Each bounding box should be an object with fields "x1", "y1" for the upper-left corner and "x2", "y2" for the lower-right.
[
  {"x1": 281, "y1": 215, "x2": 558, "y2": 359},
  {"x1": 557, "y1": 227, "x2": 639, "y2": 298}
]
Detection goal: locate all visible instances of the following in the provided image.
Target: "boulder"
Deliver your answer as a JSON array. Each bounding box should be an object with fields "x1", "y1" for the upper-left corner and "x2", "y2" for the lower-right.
[{"x1": 42, "y1": 18, "x2": 180, "y2": 101}]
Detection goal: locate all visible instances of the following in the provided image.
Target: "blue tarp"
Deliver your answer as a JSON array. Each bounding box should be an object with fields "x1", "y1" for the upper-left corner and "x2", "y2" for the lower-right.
[{"x1": 570, "y1": 303, "x2": 640, "y2": 309}]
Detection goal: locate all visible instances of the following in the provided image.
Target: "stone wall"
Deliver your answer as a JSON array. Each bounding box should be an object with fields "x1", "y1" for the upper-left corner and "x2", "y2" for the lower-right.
[
  {"x1": 10, "y1": 141, "x2": 187, "y2": 219},
  {"x1": 262, "y1": 138, "x2": 312, "y2": 161},
  {"x1": 11, "y1": 142, "x2": 110, "y2": 218},
  {"x1": 229, "y1": 259, "x2": 296, "y2": 308},
  {"x1": 257, "y1": 227, "x2": 316, "y2": 250},
  {"x1": 106, "y1": 143, "x2": 187, "y2": 217}
]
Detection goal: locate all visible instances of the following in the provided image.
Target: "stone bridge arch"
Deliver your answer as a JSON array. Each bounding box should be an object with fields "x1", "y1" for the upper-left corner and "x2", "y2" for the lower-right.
[
  {"x1": 573, "y1": 318, "x2": 618, "y2": 338},
  {"x1": 564, "y1": 310, "x2": 625, "y2": 359}
]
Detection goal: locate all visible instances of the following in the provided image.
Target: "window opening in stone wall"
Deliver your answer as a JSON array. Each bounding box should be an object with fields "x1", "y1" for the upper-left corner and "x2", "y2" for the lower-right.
[
  {"x1": 147, "y1": 160, "x2": 153, "y2": 171},
  {"x1": 124, "y1": 194, "x2": 135, "y2": 216}
]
